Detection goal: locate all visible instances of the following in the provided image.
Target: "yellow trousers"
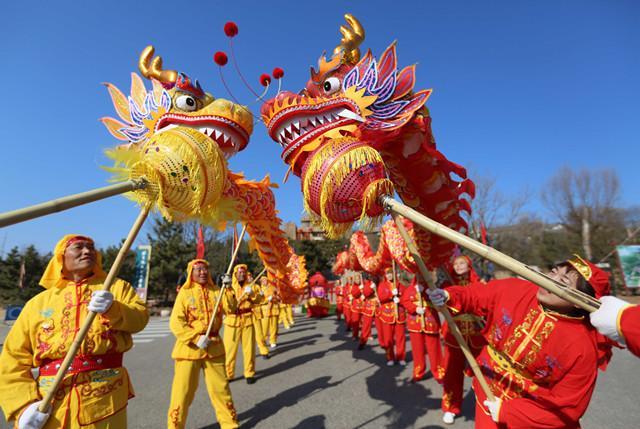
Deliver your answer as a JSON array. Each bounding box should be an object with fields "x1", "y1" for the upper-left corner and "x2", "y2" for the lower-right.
[
  {"x1": 260, "y1": 316, "x2": 279, "y2": 345},
  {"x1": 252, "y1": 315, "x2": 270, "y2": 356},
  {"x1": 223, "y1": 324, "x2": 255, "y2": 378},
  {"x1": 286, "y1": 305, "x2": 294, "y2": 325},
  {"x1": 167, "y1": 358, "x2": 238, "y2": 429}
]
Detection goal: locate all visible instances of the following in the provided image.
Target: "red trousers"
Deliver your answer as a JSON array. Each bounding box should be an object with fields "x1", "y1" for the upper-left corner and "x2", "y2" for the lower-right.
[
  {"x1": 351, "y1": 311, "x2": 361, "y2": 339},
  {"x1": 374, "y1": 315, "x2": 384, "y2": 347},
  {"x1": 442, "y1": 343, "x2": 482, "y2": 414},
  {"x1": 359, "y1": 314, "x2": 374, "y2": 345},
  {"x1": 336, "y1": 303, "x2": 343, "y2": 320},
  {"x1": 380, "y1": 322, "x2": 406, "y2": 362},
  {"x1": 409, "y1": 331, "x2": 443, "y2": 382}
]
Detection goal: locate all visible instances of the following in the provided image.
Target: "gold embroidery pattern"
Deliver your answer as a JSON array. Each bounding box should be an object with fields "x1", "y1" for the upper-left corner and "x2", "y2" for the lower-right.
[
  {"x1": 169, "y1": 405, "x2": 181, "y2": 427},
  {"x1": 226, "y1": 401, "x2": 238, "y2": 421}
]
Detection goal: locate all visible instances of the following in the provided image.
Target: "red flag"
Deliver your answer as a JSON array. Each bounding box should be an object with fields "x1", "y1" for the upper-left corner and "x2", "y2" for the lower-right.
[
  {"x1": 480, "y1": 222, "x2": 488, "y2": 245},
  {"x1": 196, "y1": 225, "x2": 205, "y2": 259},
  {"x1": 18, "y1": 258, "x2": 26, "y2": 289}
]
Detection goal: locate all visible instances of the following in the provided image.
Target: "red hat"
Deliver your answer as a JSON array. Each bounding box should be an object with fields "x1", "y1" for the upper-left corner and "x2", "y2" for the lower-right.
[{"x1": 567, "y1": 255, "x2": 610, "y2": 298}]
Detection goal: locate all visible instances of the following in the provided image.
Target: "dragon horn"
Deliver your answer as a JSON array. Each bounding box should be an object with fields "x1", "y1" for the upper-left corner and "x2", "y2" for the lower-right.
[
  {"x1": 333, "y1": 13, "x2": 365, "y2": 65},
  {"x1": 138, "y1": 45, "x2": 178, "y2": 84}
]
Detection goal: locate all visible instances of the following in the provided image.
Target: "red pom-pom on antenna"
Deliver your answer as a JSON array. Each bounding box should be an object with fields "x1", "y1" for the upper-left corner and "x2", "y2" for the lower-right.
[
  {"x1": 214, "y1": 51, "x2": 228, "y2": 66},
  {"x1": 272, "y1": 67, "x2": 284, "y2": 79},
  {"x1": 259, "y1": 73, "x2": 272, "y2": 87},
  {"x1": 224, "y1": 22, "x2": 239, "y2": 37}
]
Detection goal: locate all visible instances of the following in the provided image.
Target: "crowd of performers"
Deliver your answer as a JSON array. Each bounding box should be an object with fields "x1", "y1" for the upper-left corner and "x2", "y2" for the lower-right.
[
  {"x1": 0, "y1": 234, "x2": 639, "y2": 428},
  {"x1": 0, "y1": 234, "x2": 296, "y2": 429},
  {"x1": 333, "y1": 252, "x2": 640, "y2": 427}
]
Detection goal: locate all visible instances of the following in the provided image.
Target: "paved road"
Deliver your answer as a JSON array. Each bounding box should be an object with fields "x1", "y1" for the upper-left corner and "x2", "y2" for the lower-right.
[{"x1": 1, "y1": 315, "x2": 638, "y2": 428}]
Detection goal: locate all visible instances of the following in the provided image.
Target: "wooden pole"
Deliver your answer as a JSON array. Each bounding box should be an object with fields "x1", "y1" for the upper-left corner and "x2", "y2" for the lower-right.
[
  {"x1": 392, "y1": 213, "x2": 496, "y2": 401},
  {"x1": 39, "y1": 204, "x2": 151, "y2": 412},
  {"x1": 204, "y1": 225, "x2": 248, "y2": 338},
  {"x1": 382, "y1": 196, "x2": 600, "y2": 312},
  {"x1": 392, "y1": 259, "x2": 399, "y2": 320},
  {"x1": 0, "y1": 179, "x2": 148, "y2": 228}
]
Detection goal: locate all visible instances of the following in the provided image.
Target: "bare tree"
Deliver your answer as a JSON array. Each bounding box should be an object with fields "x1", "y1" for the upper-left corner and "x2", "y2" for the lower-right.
[
  {"x1": 542, "y1": 167, "x2": 621, "y2": 260},
  {"x1": 467, "y1": 172, "x2": 531, "y2": 237}
]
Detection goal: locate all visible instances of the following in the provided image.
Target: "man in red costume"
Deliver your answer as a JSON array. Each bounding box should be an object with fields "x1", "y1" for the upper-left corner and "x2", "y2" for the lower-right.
[
  {"x1": 590, "y1": 296, "x2": 640, "y2": 357},
  {"x1": 377, "y1": 267, "x2": 407, "y2": 366},
  {"x1": 400, "y1": 276, "x2": 443, "y2": 383},
  {"x1": 334, "y1": 279, "x2": 344, "y2": 321},
  {"x1": 357, "y1": 274, "x2": 378, "y2": 350},
  {"x1": 427, "y1": 255, "x2": 612, "y2": 429},
  {"x1": 350, "y1": 273, "x2": 364, "y2": 340},
  {"x1": 342, "y1": 274, "x2": 353, "y2": 332},
  {"x1": 440, "y1": 256, "x2": 486, "y2": 425}
]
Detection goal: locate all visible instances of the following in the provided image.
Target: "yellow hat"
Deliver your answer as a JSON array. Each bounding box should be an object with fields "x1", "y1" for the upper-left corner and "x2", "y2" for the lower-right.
[
  {"x1": 181, "y1": 259, "x2": 216, "y2": 289},
  {"x1": 40, "y1": 235, "x2": 106, "y2": 289}
]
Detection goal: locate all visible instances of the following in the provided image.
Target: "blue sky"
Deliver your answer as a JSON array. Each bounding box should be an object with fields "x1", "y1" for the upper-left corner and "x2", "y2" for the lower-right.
[{"x1": 1, "y1": 0, "x2": 638, "y2": 253}]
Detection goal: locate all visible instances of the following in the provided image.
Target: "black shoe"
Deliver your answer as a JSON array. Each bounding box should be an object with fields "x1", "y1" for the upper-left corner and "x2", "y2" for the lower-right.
[
  {"x1": 357, "y1": 342, "x2": 366, "y2": 350},
  {"x1": 262, "y1": 353, "x2": 270, "y2": 360},
  {"x1": 246, "y1": 377, "x2": 256, "y2": 384}
]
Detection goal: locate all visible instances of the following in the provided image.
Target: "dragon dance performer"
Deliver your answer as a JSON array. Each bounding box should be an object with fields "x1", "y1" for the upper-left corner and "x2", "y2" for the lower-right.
[
  {"x1": 250, "y1": 272, "x2": 271, "y2": 360},
  {"x1": 349, "y1": 273, "x2": 365, "y2": 341},
  {"x1": 377, "y1": 267, "x2": 407, "y2": 366},
  {"x1": 358, "y1": 274, "x2": 378, "y2": 350},
  {"x1": 258, "y1": 276, "x2": 280, "y2": 349},
  {"x1": 342, "y1": 274, "x2": 353, "y2": 332},
  {"x1": 306, "y1": 272, "x2": 331, "y2": 318},
  {"x1": 440, "y1": 255, "x2": 487, "y2": 425},
  {"x1": 590, "y1": 296, "x2": 640, "y2": 357},
  {"x1": 427, "y1": 255, "x2": 613, "y2": 429},
  {"x1": 167, "y1": 260, "x2": 238, "y2": 429},
  {"x1": 400, "y1": 277, "x2": 444, "y2": 383},
  {"x1": 0, "y1": 235, "x2": 148, "y2": 429},
  {"x1": 223, "y1": 264, "x2": 260, "y2": 384},
  {"x1": 334, "y1": 279, "x2": 345, "y2": 321}
]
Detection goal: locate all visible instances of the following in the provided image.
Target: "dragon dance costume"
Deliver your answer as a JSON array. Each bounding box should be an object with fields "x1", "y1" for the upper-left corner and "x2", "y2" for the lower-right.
[
  {"x1": 223, "y1": 265, "x2": 261, "y2": 380},
  {"x1": 167, "y1": 260, "x2": 238, "y2": 429},
  {"x1": 258, "y1": 278, "x2": 281, "y2": 347},
  {"x1": 0, "y1": 235, "x2": 148, "y2": 428},
  {"x1": 443, "y1": 256, "x2": 612, "y2": 429},
  {"x1": 376, "y1": 270, "x2": 407, "y2": 364},
  {"x1": 400, "y1": 278, "x2": 444, "y2": 383},
  {"x1": 440, "y1": 256, "x2": 486, "y2": 416}
]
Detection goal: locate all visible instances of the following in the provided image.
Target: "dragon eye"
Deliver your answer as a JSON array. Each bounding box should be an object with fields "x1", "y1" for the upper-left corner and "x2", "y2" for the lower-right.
[
  {"x1": 175, "y1": 95, "x2": 198, "y2": 111},
  {"x1": 323, "y1": 77, "x2": 341, "y2": 94}
]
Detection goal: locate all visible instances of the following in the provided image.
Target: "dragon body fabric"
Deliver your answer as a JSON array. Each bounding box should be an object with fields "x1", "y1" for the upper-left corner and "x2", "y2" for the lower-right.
[
  {"x1": 261, "y1": 15, "x2": 474, "y2": 269},
  {"x1": 102, "y1": 46, "x2": 307, "y2": 302}
]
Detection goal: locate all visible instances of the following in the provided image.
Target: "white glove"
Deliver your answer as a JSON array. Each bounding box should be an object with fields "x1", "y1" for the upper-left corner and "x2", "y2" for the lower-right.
[
  {"x1": 195, "y1": 335, "x2": 210, "y2": 349},
  {"x1": 590, "y1": 296, "x2": 630, "y2": 344},
  {"x1": 18, "y1": 401, "x2": 51, "y2": 429},
  {"x1": 88, "y1": 290, "x2": 114, "y2": 314},
  {"x1": 416, "y1": 306, "x2": 425, "y2": 315},
  {"x1": 222, "y1": 274, "x2": 232, "y2": 285},
  {"x1": 359, "y1": 284, "x2": 364, "y2": 290},
  {"x1": 483, "y1": 398, "x2": 502, "y2": 423},
  {"x1": 268, "y1": 295, "x2": 273, "y2": 302},
  {"x1": 427, "y1": 288, "x2": 449, "y2": 307},
  {"x1": 416, "y1": 283, "x2": 425, "y2": 293},
  {"x1": 370, "y1": 283, "x2": 377, "y2": 290},
  {"x1": 243, "y1": 286, "x2": 253, "y2": 295},
  {"x1": 393, "y1": 297, "x2": 400, "y2": 304},
  {"x1": 391, "y1": 288, "x2": 398, "y2": 296}
]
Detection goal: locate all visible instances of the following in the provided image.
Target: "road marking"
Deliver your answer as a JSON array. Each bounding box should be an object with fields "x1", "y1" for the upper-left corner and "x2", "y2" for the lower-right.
[{"x1": 132, "y1": 318, "x2": 171, "y2": 345}]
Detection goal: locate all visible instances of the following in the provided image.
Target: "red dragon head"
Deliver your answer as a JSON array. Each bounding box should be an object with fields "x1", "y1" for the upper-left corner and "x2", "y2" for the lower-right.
[{"x1": 261, "y1": 14, "x2": 435, "y2": 238}]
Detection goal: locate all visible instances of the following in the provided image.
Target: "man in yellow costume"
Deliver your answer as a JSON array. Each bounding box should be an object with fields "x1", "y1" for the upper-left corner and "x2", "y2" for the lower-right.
[
  {"x1": 167, "y1": 259, "x2": 238, "y2": 429},
  {"x1": 222, "y1": 264, "x2": 261, "y2": 384},
  {"x1": 0, "y1": 234, "x2": 148, "y2": 429},
  {"x1": 250, "y1": 272, "x2": 271, "y2": 360},
  {"x1": 258, "y1": 276, "x2": 281, "y2": 348}
]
